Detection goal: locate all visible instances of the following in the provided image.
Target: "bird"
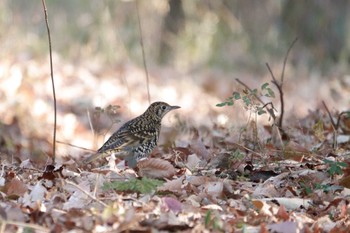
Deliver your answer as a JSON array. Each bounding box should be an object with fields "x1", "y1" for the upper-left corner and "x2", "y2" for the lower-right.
[{"x1": 83, "y1": 101, "x2": 180, "y2": 168}]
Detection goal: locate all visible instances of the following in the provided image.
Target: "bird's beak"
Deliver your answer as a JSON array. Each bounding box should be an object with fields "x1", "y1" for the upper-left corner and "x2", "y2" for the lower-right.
[{"x1": 170, "y1": 105, "x2": 181, "y2": 110}]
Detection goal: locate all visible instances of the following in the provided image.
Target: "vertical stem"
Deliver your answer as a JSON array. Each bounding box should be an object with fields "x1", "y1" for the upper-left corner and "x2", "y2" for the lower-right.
[
  {"x1": 41, "y1": 0, "x2": 57, "y2": 163},
  {"x1": 136, "y1": 0, "x2": 151, "y2": 104}
]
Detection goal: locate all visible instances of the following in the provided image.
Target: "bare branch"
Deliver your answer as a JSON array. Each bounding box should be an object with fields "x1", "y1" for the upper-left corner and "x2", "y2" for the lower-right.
[
  {"x1": 336, "y1": 111, "x2": 350, "y2": 131},
  {"x1": 264, "y1": 38, "x2": 297, "y2": 129},
  {"x1": 322, "y1": 101, "x2": 336, "y2": 130},
  {"x1": 266, "y1": 63, "x2": 284, "y2": 128},
  {"x1": 266, "y1": 62, "x2": 278, "y2": 84},
  {"x1": 41, "y1": 0, "x2": 57, "y2": 163},
  {"x1": 281, "y1": 37, "x2": 298, "y2": 84}
]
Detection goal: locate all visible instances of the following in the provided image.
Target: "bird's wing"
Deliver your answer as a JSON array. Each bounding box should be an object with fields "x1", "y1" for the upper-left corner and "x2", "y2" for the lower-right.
[{"x1": 97, "y1": 119, "x2": 158, "y2": 153}]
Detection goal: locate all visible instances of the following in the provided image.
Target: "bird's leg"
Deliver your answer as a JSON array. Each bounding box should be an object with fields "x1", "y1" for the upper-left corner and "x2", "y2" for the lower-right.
[{"x1": 125, "y1": 155, "x2": 138, "y2": 169}]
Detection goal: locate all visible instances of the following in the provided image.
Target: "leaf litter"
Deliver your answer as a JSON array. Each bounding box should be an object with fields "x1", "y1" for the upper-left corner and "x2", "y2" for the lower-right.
[{"x1": 0, "y1": 57, "x2": 350, "y2": 232}]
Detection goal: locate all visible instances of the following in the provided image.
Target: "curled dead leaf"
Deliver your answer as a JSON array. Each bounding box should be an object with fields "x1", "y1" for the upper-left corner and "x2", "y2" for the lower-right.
[
  {"x1": 138, "y1": 158, "x2": 176, "y2": 179},
  {"x1": 158, "y1": 176, "x2": 184, "y2": 194}
]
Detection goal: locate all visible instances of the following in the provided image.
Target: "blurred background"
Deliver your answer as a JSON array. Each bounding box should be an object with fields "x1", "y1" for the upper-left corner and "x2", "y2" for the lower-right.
[{"x1": 0, "y1": 0, "x2": 349, "y2": 161}]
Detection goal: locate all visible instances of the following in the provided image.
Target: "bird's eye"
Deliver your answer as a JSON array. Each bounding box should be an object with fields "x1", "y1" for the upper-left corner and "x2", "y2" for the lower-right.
[{"x1": 161, "y1": 105, "x2": 167, "y2": 110}]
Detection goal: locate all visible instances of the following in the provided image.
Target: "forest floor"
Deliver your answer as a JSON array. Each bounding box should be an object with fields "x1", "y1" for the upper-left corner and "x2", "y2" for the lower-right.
[{"x1": 0, "y1": 51, "x2": 350, "y2": 233}]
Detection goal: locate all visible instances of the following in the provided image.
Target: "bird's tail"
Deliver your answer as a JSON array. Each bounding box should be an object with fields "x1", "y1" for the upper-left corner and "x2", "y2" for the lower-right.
[
  {"x1": 82, "y1": 150, "x2": 129, "y2": 164},
  {"x1": 82, "y1": 152, "x2": 104, "y2": 164}
]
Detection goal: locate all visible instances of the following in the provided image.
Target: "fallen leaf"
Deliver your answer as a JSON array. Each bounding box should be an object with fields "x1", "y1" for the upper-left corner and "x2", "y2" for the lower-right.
[
  {"x1": 186, "y1": 154, "x2": 201, "y2": 171},
  {"x1": 138, "y1": 158, "x2": 176, "y2": 179},
  {"x1": 6, "y1": 178, "x2": 27, "y2": 196},
  {"x1": 276, "y1": 205, "x2": 290, "y2": 221},
  {"x1": 206, "y1": 181, "x2": 223, "y2": 198},
  {"x1": 162, "y1": 197, "x2": 182, "y2": 214}
]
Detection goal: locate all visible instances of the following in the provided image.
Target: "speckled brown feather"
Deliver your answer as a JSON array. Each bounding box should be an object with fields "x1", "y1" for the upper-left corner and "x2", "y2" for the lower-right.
[{"x1": 83, "y1": 102, "x2": 180, "y2": 168}]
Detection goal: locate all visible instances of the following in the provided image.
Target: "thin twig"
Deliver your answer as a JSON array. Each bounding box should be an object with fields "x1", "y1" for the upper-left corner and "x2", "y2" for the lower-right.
[
  {"x1": 261, "y1": 102, "x2": 277, "y2": 120},
  {"x1": 65, "y1": 180, "x2": 108, "y2": 207},
  {"x1": 231, "y1": 142, "x2": 262, "y2": 157},
  {"x1": 235, "y1": 78, "x2": 276, "y2": 121},
  {"x1": 266, "y1": 63, "x2": 284, "y2": 127},
  {"x1": 235, "y1": 78, "x2": 265, "y2": 105},
  {"x1": 136, "y1": 0, "x2": 151, "y2": 104},
  {"x1": 335, "y1": 111, "x2": 350, "y2": 130},
  {"x1": 1, "y1": 220, "x2": 50, "y2": 233},
  {"x1": 87, "y1": 108, "x2": 98, "y2": 150},
  {"x1": 281, "y1": 37, "x2": 298, "y2": 84},
  {"x1": 322, "y1": 101, "x2": 350, "y2": 149},
  {"x1": 322, "y1": 100, "x2": 338, "y2": 149},
  {"x1": 322, "y1": 101, "x2": 336, "y2": 130},
  {"x1": 56, "y1": 140, "x2": 95, "y2": 152},
  {"x1": 266, "y1": 63, "x2": 278, "y2": 84},
  {"x1": 266, "y1": 38, "x2": 297, "y2": 129},
  {"x1": 261, "y1": 102, "x2": 277, "y2": 112},
  {"x1": 41, "y1": 0, "x2": 57, "y2": 163}
]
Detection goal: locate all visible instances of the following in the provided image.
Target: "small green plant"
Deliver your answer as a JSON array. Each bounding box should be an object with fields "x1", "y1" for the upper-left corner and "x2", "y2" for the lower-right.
[
  {"x1": 216, "y1": 82, "x2": 275, "y2": 116},
  {"x1": 314, "y1": 183, "x2": 343, "y2": 193},
  {"x1": 300, "y1": 182, "x2": 313, "y2": 195},
  {"x1": 300, "y1": 181, "x2": 344, "y2": 195},
  {"x1": 230, "y1": 149, "x2": 245, "y2": 160},
  {"x1": 103, "y1": 177, "x2": 163, "y2": 194},
  {"x1": 204, "y1": 210, "x2": 223, "y2": 231},
  {"x1": 323, "y1": 159, "x2": 348, "y2": 176}
]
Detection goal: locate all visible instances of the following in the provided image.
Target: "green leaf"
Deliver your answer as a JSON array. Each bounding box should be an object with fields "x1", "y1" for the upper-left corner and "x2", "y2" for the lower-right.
[
  {"x1": 103, "y1": 177, "x2": 163, "y2": 194},
  {"x1": 324, "y1": 159, "x2": 347, "y2": 176},
  {"x1": 267, "y1": 88, "x2": 275, "y2": 98},
  {"x1": 204, "y1": 210, "x2": 212, "y2": 228},
  {"x1": 257, "y1": 109, "x2": 266, "y2": 115},
  {"x1": 216, "y1": 103, "x2": 227, "y2": 107},
  {"x1": 251, "y1": 89, "x2": 258, "y2": 95},
  {"x1": 233, "y1": 92, "x2": 241, "y2": 100},
  {"x1": 242, "y1": 96, "x2": 250, "y2": 106},
  {"x1": 261, "y1": 82, "x2": 269, "y2": 90}
]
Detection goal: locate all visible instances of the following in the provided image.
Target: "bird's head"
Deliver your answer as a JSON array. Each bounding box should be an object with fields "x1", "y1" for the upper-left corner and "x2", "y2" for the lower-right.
[{"x1": 146, "y1": 101, "x2": 180, "y2": 120}]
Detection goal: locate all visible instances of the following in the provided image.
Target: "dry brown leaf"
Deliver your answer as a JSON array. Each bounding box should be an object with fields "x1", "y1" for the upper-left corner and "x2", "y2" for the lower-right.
[
  {"x1": 276, "y1": 205, "x2": 290, "y2": 221},
  {"x1": 185, "y1": 154, "x2": 201, "y2": 171},
  {"x1": 252, "y1": 200, "x2": 264, "y2": 210},
  {"x1": 284, "y1": 141, "x2": 310, "y2": 161},
  {"x1": 138, "y1": 158, "x2": 176, "y2": 179},
  {"x1": 187, "y1": 175, "x2": 213, "y2": 186},
  {"x1": 190, "y1": 130, "x2": 211, "y2": 161},
  {"x1": 158, "y1": 176, "x2": 185, "y2": 194},
  {"x1": 6, "y1": 178, "x2": 27, "y2": 196}
]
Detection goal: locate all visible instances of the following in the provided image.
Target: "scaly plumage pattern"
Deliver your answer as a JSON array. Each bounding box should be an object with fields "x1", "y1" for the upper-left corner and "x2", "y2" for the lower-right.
[{"x1": 84, "y1": 102, "x2": 180, "y2": 168}]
